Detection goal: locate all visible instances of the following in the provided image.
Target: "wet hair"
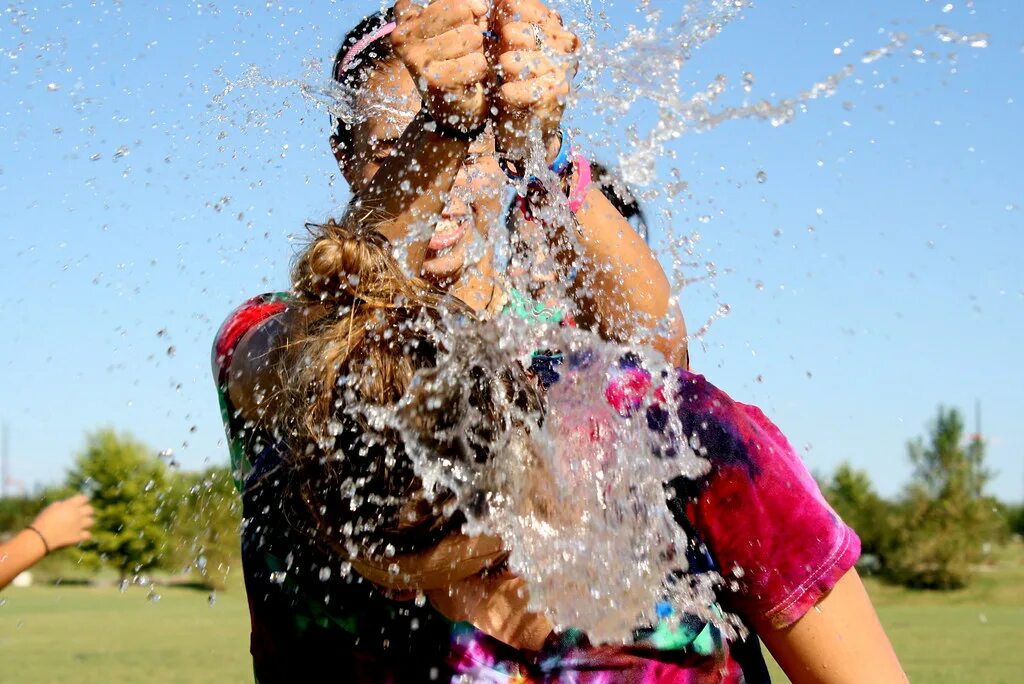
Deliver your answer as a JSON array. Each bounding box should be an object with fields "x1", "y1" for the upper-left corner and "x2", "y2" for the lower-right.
[
  {"x1": 277, "y1": 215, "x2": 543, "y2": 558},
  {"x1": 330, "y1": 9, "x2": 396, "y2": 156},
  {"x1": 503, "y1": 161, "x2": 651, "y2": 252},
  {"x1": 591, "y1": 162, "x2": 649, "y2": 241}
]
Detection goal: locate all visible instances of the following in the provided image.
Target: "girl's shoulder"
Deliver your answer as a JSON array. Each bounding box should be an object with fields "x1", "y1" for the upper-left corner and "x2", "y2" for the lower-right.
[{"x1": 212, "y1": 292, "x2": 292, "y2": 385}]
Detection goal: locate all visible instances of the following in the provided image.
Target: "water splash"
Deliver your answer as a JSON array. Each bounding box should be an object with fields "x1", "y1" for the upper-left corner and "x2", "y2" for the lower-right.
[
  {"x1": 184, "y1": 0, "x2": 997, "y2": 644},
  {"x1": 373, "y1": 315, "x2": 747, "y2": 642}
]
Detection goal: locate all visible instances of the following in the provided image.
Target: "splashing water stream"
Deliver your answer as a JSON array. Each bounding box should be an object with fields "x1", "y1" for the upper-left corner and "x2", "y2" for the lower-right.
[
  {"x1": 198, "y1": 0, "x2": 1000, "y2": 643},
  {"x1": 2, "y1": 0, "x2": 1005, "y2": 651}
]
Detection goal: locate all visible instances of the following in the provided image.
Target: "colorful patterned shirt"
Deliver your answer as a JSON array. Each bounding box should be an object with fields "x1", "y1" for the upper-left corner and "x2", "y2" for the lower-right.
[{"x1": 213, "y1": 295, "x2": 860, "y2": 683}]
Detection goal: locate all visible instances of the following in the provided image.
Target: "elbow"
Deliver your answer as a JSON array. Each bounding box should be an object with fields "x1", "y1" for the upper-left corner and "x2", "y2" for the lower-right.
[{"x1": 650, "y1": 304, "x2": 689, "y2": 369}]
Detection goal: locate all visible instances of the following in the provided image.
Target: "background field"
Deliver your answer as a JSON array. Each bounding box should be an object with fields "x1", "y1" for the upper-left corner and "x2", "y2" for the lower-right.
[{"x1": 2, "y1": 543, "x2": 1022, "y2": 683}]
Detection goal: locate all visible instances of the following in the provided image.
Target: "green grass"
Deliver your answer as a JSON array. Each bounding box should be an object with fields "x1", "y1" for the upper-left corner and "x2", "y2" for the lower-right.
[
  {"x1": 764, "y1": 541, "x2": 1024, "y2": 683},
  {"x1": 2, "y1": 543, "x2": 1022, "y2": 683},
  {"x1": 0, "y1": 583, "x2": 251, "y2": 684}
]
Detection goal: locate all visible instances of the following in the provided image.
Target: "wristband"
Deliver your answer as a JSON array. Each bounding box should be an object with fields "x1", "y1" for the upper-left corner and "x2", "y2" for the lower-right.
[
  {"x1": 514, "y1": 149, "x2": 593, "y2": 221},
  {"x1": 421, "y1": 111, "x2": 486, "y2": 142},
  {"x1": 27, "y1": 525, "x2": 51, "y2": 554},
  {"x1": 567, "y1": 151, "x2": 592, "y2": 214},
  {"x1": 499, "y1": 130, "x2": 571, "y2": 183}
]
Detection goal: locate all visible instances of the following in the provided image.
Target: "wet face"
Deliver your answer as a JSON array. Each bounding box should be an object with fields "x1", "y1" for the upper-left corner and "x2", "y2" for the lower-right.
[{"x1": 333, "y1": 58, "x2": 505, "y2": 284}]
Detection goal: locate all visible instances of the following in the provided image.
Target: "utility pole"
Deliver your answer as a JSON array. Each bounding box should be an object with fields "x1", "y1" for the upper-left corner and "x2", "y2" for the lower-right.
[{"x1": 975, "y1": 399, "x2": 982, "y2": 442}]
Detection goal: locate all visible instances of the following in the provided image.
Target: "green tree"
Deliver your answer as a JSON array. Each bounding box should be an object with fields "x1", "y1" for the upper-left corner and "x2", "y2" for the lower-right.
[
  {"x1": 821, "y1": 463, "x2": 897, "y2": 571},
  {"x1": 1007, "y1": 504, "x2": 1024, "y2": 538},
  {"x1": 0, "y1": 495, "x2": 45, "y2": 534},
  {"x1": 165, "y1": 466, "x2": 241, "y2": 590},
  {"x1": 66, "y1": 429, "x2": 174, "y2": 581},
  {"x1": 890, "y1": 406, "x2": 1001, "y2": 589}
]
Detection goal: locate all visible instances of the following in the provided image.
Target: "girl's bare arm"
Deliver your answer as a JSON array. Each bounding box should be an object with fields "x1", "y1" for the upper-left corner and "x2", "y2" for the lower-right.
[{"x1": 757, "y1": 568, "x2": 907, "y2": 684}]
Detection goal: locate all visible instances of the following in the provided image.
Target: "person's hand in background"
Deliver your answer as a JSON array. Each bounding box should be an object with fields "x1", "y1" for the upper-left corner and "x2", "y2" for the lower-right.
[
  {"x1": 30, "y1": 493, "x2": 95, "y2": 551},
  {"x1": 0, "y1": 494, "x2": 94, "y2": 589}
]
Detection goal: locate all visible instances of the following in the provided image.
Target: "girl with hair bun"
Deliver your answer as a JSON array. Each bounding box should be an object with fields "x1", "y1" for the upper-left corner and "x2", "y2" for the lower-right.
[{"x1": 212, "y1": 2, "x2": 905, "y2": 682}]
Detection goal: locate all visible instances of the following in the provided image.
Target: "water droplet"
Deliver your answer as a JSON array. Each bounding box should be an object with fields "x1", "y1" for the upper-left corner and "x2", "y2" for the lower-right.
[
  {"x1": 46, "y1": 82, "x2": 60, "y2": 92},
  {"x1": 166, "y1": 346, "x2": 176, "y2": 357},
  {"x1": 755, "y1": 170, "x2": 767, "y2": 183},
  {"x1": 318, "y1": 566, "x2": 332, "y2": 581},
  {"x1": 269, "y1": 571, "x2": 287, "y2": 585},
  {"x1": 208, "y1": 592, "x2": 217, "y2": 606}
]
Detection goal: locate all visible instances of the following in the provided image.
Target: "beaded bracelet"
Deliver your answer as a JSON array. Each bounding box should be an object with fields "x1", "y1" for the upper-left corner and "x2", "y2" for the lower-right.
[
  {"x1": 514, "y1": 149, "x2": 593, "y2": 221},
  {"x1": 499, "y1": 130, "x2": 572, "y2": 184}
]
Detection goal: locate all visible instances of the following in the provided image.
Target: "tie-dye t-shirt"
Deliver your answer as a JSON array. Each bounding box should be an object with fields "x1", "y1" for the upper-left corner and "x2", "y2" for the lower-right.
[{"x1": 213, "y1": 295, "x2": 860, "y2": 683}]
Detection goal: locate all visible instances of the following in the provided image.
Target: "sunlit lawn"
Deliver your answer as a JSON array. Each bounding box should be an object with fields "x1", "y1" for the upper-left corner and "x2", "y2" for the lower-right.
[
  {"x1": 2, "y1": 543, "x2": 1022, "y2": 683},
  {"x1": 765, "y1": 541, "x2": 1024, "y2": 683},
  {"x1": 0, "y1": 583, "x2": 251, "y2": 684}
]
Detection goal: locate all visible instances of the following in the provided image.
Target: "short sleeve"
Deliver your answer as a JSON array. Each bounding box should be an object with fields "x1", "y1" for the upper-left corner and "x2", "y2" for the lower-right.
[
  {"x1": 662, "y1": 370, "x2": 861, "y2": 629},
  {"x1": 211, "y1": 292, "x2": 290, "y2": 489},
  {"x1": 211, "y1": 292, "x2": 290, "y2": 389}
]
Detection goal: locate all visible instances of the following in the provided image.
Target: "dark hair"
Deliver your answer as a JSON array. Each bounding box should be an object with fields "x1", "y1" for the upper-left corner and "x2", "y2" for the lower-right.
[
  {"x1": 278, "y1": 216, "x2": 543, "y2": 558},
  {"x1": 591, "y1": 162, "x2": 649, "y2": 241},
  {"x1": 330, "y1": 9, "x2": 397, "y2": 154},
  {"x1": 503, "y1": 161, "x2": 650, "y2": 250}
]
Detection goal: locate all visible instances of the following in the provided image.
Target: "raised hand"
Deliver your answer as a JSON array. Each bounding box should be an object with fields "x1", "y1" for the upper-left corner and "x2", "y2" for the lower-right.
[
  {"x1": 490, "y1": 0, "x2": 579, "y2": 162},
  {"x1": 392, "y1": 0, "x2": 491, "y2": 135},
  {"x1": 30, "y1": 494, "x2": 94, "y2": 551}
]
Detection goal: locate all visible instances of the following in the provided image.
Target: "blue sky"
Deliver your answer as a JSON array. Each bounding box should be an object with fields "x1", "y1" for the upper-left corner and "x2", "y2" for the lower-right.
[{"x1": 1, "y1": 1, "x2": 1021, "y2": 501}]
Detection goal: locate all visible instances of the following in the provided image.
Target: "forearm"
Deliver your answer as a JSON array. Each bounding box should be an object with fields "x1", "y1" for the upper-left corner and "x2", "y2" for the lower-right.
[
  {"x1": 351, "y1": 533, "x2": 506, "y2": 592},
  {"x1": 357, "y1": 109, "x2": 470, "y2": 270},
  {"x1": 549, "y1": 184, "x2": 688, "y2": 367},
  {"x1": 0, "y1": 529, "x2": 48, "y2": 589},
  {"x1": 758, "y1": 569, "x2": 906, "y2": 684}
]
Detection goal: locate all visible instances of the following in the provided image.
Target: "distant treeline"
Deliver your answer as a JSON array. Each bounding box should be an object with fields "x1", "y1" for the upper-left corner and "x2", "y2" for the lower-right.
[
  {"x1": 819, "y1": 406, "x2": 1021, "y2": 589},
  {"x1": 1, "y1": 405, "x2": 1019, "y2": 592},
  {"x1": 0, "y1": 428, "x2": 240, "y2": 590}
]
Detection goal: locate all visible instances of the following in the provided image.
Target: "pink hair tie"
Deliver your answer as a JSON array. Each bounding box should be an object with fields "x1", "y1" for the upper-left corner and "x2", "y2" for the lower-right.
[
  {"x1": 337, "y1": 21, "x2": 397, "y2": 76},
  {"x1": 568, "y1": 151, "x2": 592, "y2": 214}
]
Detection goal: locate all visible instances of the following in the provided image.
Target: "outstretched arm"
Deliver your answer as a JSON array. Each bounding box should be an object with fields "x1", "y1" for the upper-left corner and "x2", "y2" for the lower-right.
[
  {"x1": 758, "y1": 568, "x2": 906, "y2": 684},
  {"x1": 0, "y1": 495, "x2": 94, "y2": 590}
]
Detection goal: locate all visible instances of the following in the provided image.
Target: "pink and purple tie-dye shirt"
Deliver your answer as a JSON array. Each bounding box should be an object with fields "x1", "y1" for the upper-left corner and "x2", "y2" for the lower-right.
[{"x1": 214, "y1": 296, "x2": 860, "y2": 683}]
